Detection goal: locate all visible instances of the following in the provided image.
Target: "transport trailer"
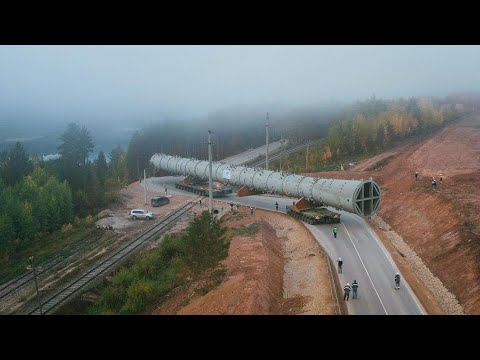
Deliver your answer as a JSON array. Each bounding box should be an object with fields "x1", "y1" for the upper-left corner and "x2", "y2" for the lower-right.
[
  {"x1": 286, "y1": 205, "x2": 341, "y2": 225},
  {"x1": 175, "y1": 179, "x2": 232, "y2": 197}
]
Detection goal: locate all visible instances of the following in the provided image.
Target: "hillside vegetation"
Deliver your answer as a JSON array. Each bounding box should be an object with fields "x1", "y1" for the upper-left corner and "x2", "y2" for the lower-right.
[{"x1": 275, "y1": 95, "x2": 474, "y2": 173}]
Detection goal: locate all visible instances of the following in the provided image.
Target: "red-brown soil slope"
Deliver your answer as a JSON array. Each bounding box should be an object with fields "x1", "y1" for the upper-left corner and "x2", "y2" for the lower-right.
[{"x1": 305, "y1": 113, "x2": 480, "y2": 314}]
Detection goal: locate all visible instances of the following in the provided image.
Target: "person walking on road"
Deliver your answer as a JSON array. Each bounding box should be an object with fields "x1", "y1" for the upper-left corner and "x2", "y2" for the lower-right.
[
  {"x1": 236, "y1": 202, "x2": 240, "y2": 210},
  {"x1": 333, "y1": 226, "x2": 337, "y2": 238},
  {"x1": 352, "y1": 280, "x2": 359, "y2": 299},
  {"x1": 343, "y1": 283, "x2": 352, "y2": 301},
  {"x1": 275, "y1": 202, "x2": 279, "y2": 211},
  {"x1": 230, "y1": 202, "x2": 234, "y2": 211},
  {"x1": 394, "y1": 272, "x2": 401, "y2": 289},
  {"x1": 415, "y1": 171, "x2": 418, "y2": 181},
  {"x1": 337, "y1": 257, "x2": 343, "y2": 273},
  {"x1": 165, "y1": 187, "x2": 168, "y2": 194},
  {"x1": 432, "y1": 178, "x2": 437, "y2": 191}
]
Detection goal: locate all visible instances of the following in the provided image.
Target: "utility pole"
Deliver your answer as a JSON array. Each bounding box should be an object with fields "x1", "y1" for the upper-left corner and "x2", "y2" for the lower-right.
[
  {"x1": 280, "y1": 137, "x2": 284, "y2": 171},
  {"x1": 306, "y1": 144, "x2": 310, "y2": 171},
  {"x1": 208, "y1": 130, "x2": 214, "y2": 214},
  {"x1": 144, "y1": 169, "x2": 147, "y2": 205},
  {"x1": 136, "y1": 154, "x2": 140, "y2": 181},
  {"x1": 265, "y1": 112, "x2": 269, "y2": 170},
  {"x1": 29, "y1": 256, "x2": 43, "y2": 315}
]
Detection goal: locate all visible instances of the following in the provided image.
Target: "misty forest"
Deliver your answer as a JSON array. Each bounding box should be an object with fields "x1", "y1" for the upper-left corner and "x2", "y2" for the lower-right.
[
  {"x1": 5, "y1": 42, "x2": 480, "y2": 319},
  {"x1": 1, "y1": 93, "x2": 479, "y2": 280}
]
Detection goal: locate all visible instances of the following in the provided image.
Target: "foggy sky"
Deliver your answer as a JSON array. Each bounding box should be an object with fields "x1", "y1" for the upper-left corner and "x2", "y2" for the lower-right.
[{"x1": 1, "y1": 45, "x2": 480, "y2": 125}]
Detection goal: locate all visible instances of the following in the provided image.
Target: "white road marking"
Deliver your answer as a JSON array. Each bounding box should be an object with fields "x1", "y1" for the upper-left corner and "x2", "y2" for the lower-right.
[
  {"x1": 358, "y1": 216, "x2": 426, "y2": 315},
  {"x1": 342, "y1": 222, "x2": 388, "y2": 315}
]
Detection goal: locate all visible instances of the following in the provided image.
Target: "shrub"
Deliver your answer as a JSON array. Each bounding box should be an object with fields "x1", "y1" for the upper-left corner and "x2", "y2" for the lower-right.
[{"x1": 61, "y1": 223, "x2": 73, "y2": 233}]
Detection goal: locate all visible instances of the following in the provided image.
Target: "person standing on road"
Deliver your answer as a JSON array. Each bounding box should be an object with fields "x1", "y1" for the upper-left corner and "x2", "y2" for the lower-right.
[
  {"x1": 432, "y1": 178, "x2": 437, "y2": 191},
  {"x1": 275, "y1": 202, "x2": 279, "y2": 211},
  {"x1": 333, "y1": 226, "x2": 338, "y2": 238},
  {"x1": 236, "y1": 202, "x2": 240, "y2": 210},
  {"x1": 394, "y1": 272, "x2": 401, "y2": 289},
  {"x1": 230, "y1": 202, "x2": 234, "y2": 211},
  {"x1": 165, "y1": 187, "x2": 168, "y2": 194},
  {"x1": 337, "y1": 257, "x2": 343, "y2": 273},
  {"x1": 352, "y1": 280, "x2": 359, "y2": 299},
  {"x1": 343, "y1": 283, "x2": 352, "y2": 301},
  {"x1": 250, "y1": 206, "x2": 254, "y2": 215}
]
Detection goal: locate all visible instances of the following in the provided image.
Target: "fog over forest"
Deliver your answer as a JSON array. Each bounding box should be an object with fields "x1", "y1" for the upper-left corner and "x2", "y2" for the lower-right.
[{"x1": 1, "y1": 45, "x2": 480, "y2": 156}]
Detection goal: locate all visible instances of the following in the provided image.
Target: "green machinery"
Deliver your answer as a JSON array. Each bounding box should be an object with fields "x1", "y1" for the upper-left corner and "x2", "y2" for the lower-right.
[
  {"x1": 286, "y1": 197, "x2": 341, "y2": 225},
  {"x1": 175, "y1": 177, "x2": 233, "y2": 197}
]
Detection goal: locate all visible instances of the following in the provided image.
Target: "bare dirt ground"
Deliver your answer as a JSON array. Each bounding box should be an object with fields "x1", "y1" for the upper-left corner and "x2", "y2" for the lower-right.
[
  {"x1": 304, "y1": 113, "x2": 480, "y2": 314},
  {"x1": 256, "y1": 210, "x2": 336, "y2": 315},
  {"x1": 95, "y1": 181, "x2": 194, "y2": 232},
  {"x1": 153, "y1": 208, "x2": 337, "y2": 315},
  {"x1": 351, "y1": 148, "x2": 400, "y2": 171}
]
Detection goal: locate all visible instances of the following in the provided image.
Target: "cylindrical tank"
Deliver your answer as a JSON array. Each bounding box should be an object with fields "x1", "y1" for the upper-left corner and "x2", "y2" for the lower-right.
[{"x1": 150, "y1": 154, "x2": 381, "y2": 217}]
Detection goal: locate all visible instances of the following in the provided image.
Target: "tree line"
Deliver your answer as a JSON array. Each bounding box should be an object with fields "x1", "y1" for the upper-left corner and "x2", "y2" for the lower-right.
[
  {"x1": 126, "y1": 103, "x2": 339, "y2": 181},
  {"x1": 1, "y1": 93, "x2": 478, "y2": 259},
  {"x1": 275, "y1": 95, "x2": 477, "y2": 173},
  {"x1": 324, "y1": 96, "x2": 465, "y2": 158},
  {"x1": 0, "y1": 123, "x2": 128, "y2": 257}
]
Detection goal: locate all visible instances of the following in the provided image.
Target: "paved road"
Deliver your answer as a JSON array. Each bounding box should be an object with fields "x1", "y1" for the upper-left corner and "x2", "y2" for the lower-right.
[
  {"x1": 305, "y1": 213, "x2": 424, "y2": 315},
  {"x1": 148, "y1": 175, "x2": 425, "y2": 315}
]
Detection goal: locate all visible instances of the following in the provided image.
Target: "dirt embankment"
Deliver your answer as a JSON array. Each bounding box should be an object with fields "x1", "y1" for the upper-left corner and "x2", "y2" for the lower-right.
[
  {"x1": 154, "y1": 208, "x2": 337, "y2": 315},
  {"x1": 305, "y1": 113, "x2": 480, "y2": 314}
]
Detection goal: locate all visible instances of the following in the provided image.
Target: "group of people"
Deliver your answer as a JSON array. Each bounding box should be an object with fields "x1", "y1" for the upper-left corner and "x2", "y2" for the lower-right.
[
  {"x1": 343, "y1": 280, "x2": 359, "y2": 300},
  {"x1": 339, "y1": 256, "x2": 402, "y2": 300},
  {"x1": 415, "y1": 171, "x2": 443, "y2": 191},
  {"x1": 338, "y1": 258, "x2": 358, "y2": 300},
  {"x1": 343, "y1": 274, "x2": 401, "y2": 300},
  {"x1": 228, "y1": 201, "x2": 255, "y2": 214}
]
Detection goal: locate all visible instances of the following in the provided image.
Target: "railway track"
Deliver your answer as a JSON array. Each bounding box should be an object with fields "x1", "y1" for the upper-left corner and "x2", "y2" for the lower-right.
[
  {"x1": 249, "y1": 139, "x2": 324, "y2": 168},
  {"x1": 28, "y1": 197, "x2": 202, "y2": 315},
  {"x1": 0, "y1": 232, "x2": 117, "y2": 302},
  {"x1": 222, "y1": 141, "x2": 282, "y2": 165}
]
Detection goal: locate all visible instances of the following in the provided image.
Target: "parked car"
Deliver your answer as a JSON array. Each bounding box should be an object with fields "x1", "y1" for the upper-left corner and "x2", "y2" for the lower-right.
[
  {"x1": 151, "y1": 195, "x2": 170, "y2": 207},
  {"x1": 130, "y1": 209, "x2": 154, "y2": 220}
]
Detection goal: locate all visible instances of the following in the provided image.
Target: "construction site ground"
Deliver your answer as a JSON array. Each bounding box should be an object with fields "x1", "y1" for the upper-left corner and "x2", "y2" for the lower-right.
[
  {"x1": 152, "y1": 208, "x2": 336, "y2": 315},
  {"x1": 54, "y1": 181, "x2": 337, "y2": 315}
]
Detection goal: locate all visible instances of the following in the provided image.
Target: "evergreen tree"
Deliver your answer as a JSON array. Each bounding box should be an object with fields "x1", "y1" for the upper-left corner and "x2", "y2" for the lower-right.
[
  {"x1": 108, "y1": 146, "x2": 128, "y2": 185},
  {"x1": 2, "y1": 142, "x2": 33, "y2": 186},
  {"x1": 95, "y1": 151, "x2": 108, "y2": 185},
  {"x1": 58, "y1": 123, "x2": 94, "y2": 190},
  {"x1": 0, "y1": 214, "x2": 15, "y2": 251},
  {"x1": 58, "y1": 123, "x2": 94, "y2": 167}
]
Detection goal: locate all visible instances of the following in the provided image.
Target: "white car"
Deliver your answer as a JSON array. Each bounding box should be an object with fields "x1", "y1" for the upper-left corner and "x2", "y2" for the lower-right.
[{"x1": 130, "y1": 209, "x2": 154, "y2": 220}]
